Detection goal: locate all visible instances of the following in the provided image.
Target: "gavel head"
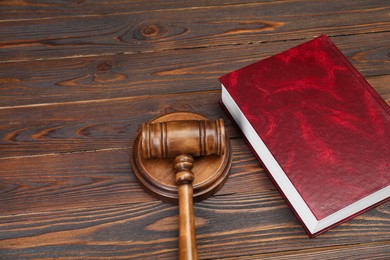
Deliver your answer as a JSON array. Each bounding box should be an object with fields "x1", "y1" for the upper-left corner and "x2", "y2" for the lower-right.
[{"x1": 141, "y1": 119, "x2": 225, "y2": 159}]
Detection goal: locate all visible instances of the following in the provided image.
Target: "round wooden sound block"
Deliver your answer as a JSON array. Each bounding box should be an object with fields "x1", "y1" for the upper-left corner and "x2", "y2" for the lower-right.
[{"x1": 131, "y1": 112, "x2": 232, "y2": 203}]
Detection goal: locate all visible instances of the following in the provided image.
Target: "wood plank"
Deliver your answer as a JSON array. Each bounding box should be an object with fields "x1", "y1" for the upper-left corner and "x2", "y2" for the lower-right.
[
  {"x1": 1, "y1": 122, "x2": 389, "y2": 258},
  {"x1": 222, "y1": 241, "x2": 390, "y2": 259},
  {"x1": 1, "y1": 1, "x2": 389, "y2": 259},
  {"x1": 0, "y1": 0, "x2": 389, "y2": 62},
  {"x1": 0, "y1": 192, "x2": 388, "y2": 259},
  {"x1": 1, "y1": 75, "x2": 389, "y2": 159},
  {"x1": 0, "y1": 91, "x2": 236, "y2": 158},
  {"x1": 1, "y1": 32, "x2": 389, "y2": 107},
  {"x1": 0, "y1": 0, "x2": 270, "y2": 20},
  {"x1": 0, "y1": 138, "x2": 270, "y2": 215}
]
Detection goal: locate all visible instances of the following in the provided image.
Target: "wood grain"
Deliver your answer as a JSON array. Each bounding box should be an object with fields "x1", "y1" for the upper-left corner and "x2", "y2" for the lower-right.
[
  {"x1": 0, "y1": 91, "x2": 239, "y2": 158},
  {"x1": 0, "y1": 138, "x2": 267, "y2": 215},
  {"x1": 1, "y1": 1, "x2": 389, "y2": 259},
  {"x1": 224, "y1": 241, "x2": 390, "y2": 259},
  {"x1": 0, "y1": 0, "x2": 269, "y2": 20},
  {"x1": 0, "y1": 0, "x2": 389, "y2": 62},
  {"x1": 0, "y1": 32, "x2": 389, "y2": 107},
  {"x1": 1, "y1": 78, "x2": 389, "y2": 159},
  {"x1": 1, "y1": 135, "x2": 389, "y2": 258},
  {"x1": 0, "y1": 189, "x2": 388, "y2": 259}
]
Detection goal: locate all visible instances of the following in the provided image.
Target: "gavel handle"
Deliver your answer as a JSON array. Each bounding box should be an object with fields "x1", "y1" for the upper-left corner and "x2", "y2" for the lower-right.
[{"x1": 175, "y1": 155, "x2": 198, "y2": 260}]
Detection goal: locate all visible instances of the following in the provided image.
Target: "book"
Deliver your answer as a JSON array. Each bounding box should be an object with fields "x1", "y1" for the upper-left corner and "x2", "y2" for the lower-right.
[{"x1": 219, "y1": 34, "x2": 390, "y2": 237}]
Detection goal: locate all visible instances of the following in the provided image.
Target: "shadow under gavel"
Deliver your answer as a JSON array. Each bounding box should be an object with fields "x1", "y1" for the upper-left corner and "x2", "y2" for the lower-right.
[{"x1": 140, "y1": 119, "x2": 226, "y2": 260}]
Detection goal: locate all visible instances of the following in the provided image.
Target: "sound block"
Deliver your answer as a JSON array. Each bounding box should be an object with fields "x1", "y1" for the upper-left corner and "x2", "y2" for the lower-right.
[{"x1": 131, "y1": 112, "x2": 232, "y2": 203}]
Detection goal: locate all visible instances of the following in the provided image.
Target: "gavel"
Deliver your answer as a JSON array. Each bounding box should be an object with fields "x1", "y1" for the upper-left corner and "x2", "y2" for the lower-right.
[{"x1": 140, "y1": 119, "x2": 225, "y2": 260}]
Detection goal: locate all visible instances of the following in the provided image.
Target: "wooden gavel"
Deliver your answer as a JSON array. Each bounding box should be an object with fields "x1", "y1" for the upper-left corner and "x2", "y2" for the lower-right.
[{"x1": 140, "y1": 119, "x2": 226, "y2": 260}]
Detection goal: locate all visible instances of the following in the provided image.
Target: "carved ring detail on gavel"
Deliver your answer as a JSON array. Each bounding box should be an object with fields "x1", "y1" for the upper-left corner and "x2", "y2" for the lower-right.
[
  {"x1": 141, "y1": 120, "x2": 225, "y2": 159},
  {"x1": 140, "y1": 119, "x2": 225, "y2": 260}
]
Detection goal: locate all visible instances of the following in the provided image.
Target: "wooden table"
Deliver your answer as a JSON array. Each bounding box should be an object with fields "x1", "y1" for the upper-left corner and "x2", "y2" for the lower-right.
[{"x1": 1, "y1": 1, "x2": 389, "y2": 259}]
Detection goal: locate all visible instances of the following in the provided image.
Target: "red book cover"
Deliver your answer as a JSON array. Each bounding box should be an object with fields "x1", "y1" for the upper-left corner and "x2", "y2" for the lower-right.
[{"x1": 219, "y1": 35, "x2": 390, "y2": 237}]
